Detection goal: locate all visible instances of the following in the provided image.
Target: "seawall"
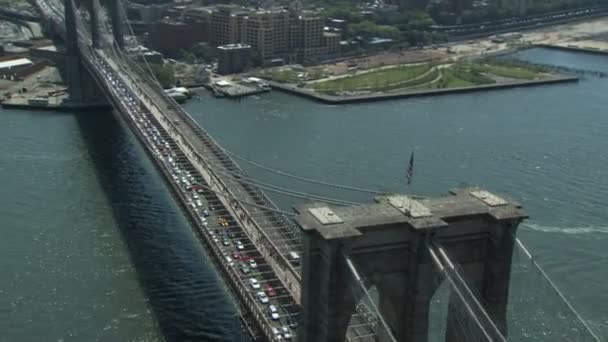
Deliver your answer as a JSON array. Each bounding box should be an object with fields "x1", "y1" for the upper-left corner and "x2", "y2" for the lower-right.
[
  {"x1": 535, "y1": 44, "x2": 608, "y2": 56},
  {"x1": 267, "y1": 75, "x2": 579, "y2": 105}
]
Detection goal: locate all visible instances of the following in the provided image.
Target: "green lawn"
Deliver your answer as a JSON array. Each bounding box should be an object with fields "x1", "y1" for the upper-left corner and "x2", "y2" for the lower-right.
[
  {"x1": 413, "y1": 66, "x2": 496, "y2": 90},
  {"x1": 282, "y1": 59, "x2": 551, "y2": 95},
  {"x1": 311, "y1": 64, "x2": 433, "y2": 92},
  {"x1": 482, "y1": 64, "x2": 539, "y2": 80}
]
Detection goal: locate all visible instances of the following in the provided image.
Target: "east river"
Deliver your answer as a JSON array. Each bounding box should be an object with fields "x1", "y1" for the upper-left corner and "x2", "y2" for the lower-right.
[{"x1": 1, "y1": 48, "x2": 606, "y2": 341}]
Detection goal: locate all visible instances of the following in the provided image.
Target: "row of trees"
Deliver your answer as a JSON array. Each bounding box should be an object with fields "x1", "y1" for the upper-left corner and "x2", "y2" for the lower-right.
[
  {"x1": 317, "y1": 2, "x2": 447, "y2": 46},
  {"x1": 139, "y1": 62, "x2": 176, "y2": 88}
]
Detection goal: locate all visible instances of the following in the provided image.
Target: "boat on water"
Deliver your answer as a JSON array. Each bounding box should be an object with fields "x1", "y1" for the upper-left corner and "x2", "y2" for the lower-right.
[{"x1": 164, "y1": 87, "x2": 191, "y2": 103}]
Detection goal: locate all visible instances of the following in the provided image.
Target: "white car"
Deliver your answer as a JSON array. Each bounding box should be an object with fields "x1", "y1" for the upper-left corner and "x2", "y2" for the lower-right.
[
  {"x1": 249, "y1": 278, "x2": 260, "y2": 290},
  {"x1": 281, "y1": 327, "x2": 292, "y2": 340},
  {"x1": 195, "y1": 200, "x2": 203, "y2": 207},
  {"x1": 249, "y1": 259, "x2": 258, "y2": 268},
  {"x1": 272, "y1": 327, "x2": 282, "y2": 341},
  {"x1": 256, "y1": 291, "x2": 269, "y2": 304},
  {"x1": 235, "y1": 240, "x2": 244, "y2": 250},
  {"x1": 225, "y1": 256, "x2": 234, "y2": 267},
  {"x1": 268, "y1": 305, "x2": 279, "y2": 320}
]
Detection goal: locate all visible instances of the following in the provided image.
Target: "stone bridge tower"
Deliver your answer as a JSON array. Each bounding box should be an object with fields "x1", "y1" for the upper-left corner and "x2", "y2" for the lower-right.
[
  {"x1": 63, "y1": 0, "x2": 124, "y2": 104},
  {"x1": 294, "y1": 187, "x2": 527, "y2": 342}
]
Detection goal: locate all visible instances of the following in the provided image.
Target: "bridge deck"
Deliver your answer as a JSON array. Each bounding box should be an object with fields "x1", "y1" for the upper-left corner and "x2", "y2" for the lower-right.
[{"x1": 106, "y1": 54, "x2": 304, "y2": 292}]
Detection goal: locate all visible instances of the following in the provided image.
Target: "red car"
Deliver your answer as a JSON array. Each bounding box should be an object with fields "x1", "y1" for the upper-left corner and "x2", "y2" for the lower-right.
[
  {"x1": 232, "y1": 251, "x2": 241, "y2": 260},
  {"x1": 264, "y1": 283, "x2": 277, "y2": 297}
]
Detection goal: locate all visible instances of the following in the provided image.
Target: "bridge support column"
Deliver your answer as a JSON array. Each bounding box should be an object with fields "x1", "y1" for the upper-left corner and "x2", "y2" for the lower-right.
[
  {"x1": 87, "y1": 0, "x2": 101, "y2": 49},
  {"x1": 445, "y1": 222, "x2": 517, "y2": 341},
  {"x1": 295, "y1": 188, "x2": 527, "y2": 342},
  {"x1": 108, "y1": 0, "x2": 124, "y2": 49},
  {"x1": 64, "y1": 0, "x2": 84, "y2": 101},
  {"x1": 62, "y1": 0, "x2": 107, "y2": 105},
  {"x1": 298, "y1": 233, "x2": 360, "y2": 341},
  {"x1": 375, "y1": 242, "x2": 439, "y2": 342}
]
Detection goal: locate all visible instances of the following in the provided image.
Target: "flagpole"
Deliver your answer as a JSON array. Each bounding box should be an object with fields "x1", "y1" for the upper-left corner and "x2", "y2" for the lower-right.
[{"x1": 406, "y1": 149, "x2": 415, "y2": 215}]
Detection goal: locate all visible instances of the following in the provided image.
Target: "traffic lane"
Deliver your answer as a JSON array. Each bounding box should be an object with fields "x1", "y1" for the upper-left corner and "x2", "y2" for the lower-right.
[
  {"x1": 232, "y1": 248, "x2": 298, "y2": 327},
  {"x1": 93, "y1": 54, "x2": 301, "y2": 338},
  {"x1": 206, "y1": 219, "x2": 297, "y2": 333}
]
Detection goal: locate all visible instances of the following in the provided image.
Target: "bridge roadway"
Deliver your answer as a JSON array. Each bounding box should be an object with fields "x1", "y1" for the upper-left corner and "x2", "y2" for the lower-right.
[
  {"x1": 99, "y1": 55, "x2": 379, "y2": 341},
  {"x1": 104, "y1": 53, "x2": 304, "y2": 297},
  {"x1": 34, "y1": 1, "x2": 382, "y2": 340},
  {"x1": 89, "y1": 49, "x2": 303, "y2": 341},
  {"x1": 35, "y1": 0, "x2": 303, "y2": 339}
]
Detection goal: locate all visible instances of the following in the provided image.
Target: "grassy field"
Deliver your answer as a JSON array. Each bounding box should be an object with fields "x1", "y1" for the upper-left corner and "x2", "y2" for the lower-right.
[
  {"x1": 471, "y1": 64, "x2": 539, "y2": 80},
  {"x1": 311, "y1": 64, "x2": 434, "y2": 93},
  {"x1": 306, "y1": 59, "x2": 549, "y2": 94}
]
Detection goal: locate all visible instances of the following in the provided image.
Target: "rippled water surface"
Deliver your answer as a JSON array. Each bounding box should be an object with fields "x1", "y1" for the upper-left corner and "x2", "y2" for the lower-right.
[
  {"x1": 0, "y1": 110, "x2": 244, "y2": 341},
  {"x1": 1, "y1": 47, "x2": 607, "y2": 341},
  {"x1": 184, "y1": 48, "x2": 608, "y2": 338}
]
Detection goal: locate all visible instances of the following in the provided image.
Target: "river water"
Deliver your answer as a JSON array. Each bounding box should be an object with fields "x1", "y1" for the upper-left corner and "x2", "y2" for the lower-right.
[{"x1": 1, "y1": 47, "x2": 606, "y2": 341}]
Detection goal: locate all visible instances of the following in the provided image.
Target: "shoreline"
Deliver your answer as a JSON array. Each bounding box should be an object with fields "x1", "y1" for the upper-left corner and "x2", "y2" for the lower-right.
[
  {"x1": 267, "y1": 75, "x2": 579, "y2": 104},
  {"x1": 534, "y1": 43, "x2": 608, "y2": 56},
  {"x1": 1, "y1": 100, "x2": 111, "y2": 112}
]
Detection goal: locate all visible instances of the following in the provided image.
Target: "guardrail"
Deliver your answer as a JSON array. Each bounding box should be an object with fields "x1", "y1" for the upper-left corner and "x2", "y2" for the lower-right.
[
  {"x1": 78, "y1": 47, "x2": 290, "y2": 342},
  {"x1": 117, "y1": 56, "x2": 304, "y2": 295},
  {"x1": 36, "y1": 0, "x2": 303, "y2": 308},
  {"x1": 111, "y1": 57, "x2": 303, "y2": 304}
]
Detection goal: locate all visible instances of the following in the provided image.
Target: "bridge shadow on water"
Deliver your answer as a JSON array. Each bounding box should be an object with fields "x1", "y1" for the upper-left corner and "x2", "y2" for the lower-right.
[{"x1": 73, "y1": 110, "x2": 247, "y2": 342}]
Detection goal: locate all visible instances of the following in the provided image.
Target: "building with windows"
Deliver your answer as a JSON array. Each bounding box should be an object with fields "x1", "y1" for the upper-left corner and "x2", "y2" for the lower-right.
[
  {"x1": 217, "y1": 43, "x2": 251, "y2": 74},
  {"x1": 148, "y1": 19, "x2": 208, "y2": 54},
  {"x1": 210, "y1": 5, "x2": 250, "y2": 46},
  {"x1": 208, "y1": 6, "x2": 340, "y2": 65}
]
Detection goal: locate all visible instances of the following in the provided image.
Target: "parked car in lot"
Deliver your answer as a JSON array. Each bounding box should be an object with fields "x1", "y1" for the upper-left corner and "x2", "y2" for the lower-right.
[{"x1": 249, "y1": 259, "x2": 258, "y2": 268}]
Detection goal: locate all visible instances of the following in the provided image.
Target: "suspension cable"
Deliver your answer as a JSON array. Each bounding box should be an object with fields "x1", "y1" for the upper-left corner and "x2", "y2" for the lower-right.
[
  {"x1": 107, "y1": 47, "x2": 363, "y2": 206},
  {"x1": 224, "y1": 150, "x2": 389, "y2": 195},
  {"x1": 113, "y1": 5, "x2": 391, "y2": 197},
  {"x1": 513, "y1": 236, "x2": 601, "y2": 342},
  {"x1": 427, "y1": 242, "x2": 497, "y2": 342},
  {"x1": 343, "y1": 252, "x2": 397, "y2": 342},
  {"x1": 92, "y1": 5, "x2": 383, "y2": 207}
]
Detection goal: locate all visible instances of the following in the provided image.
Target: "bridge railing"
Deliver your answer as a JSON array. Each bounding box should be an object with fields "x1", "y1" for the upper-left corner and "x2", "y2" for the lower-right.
[
  {"x1": 121, "y1": 56, "x2": 301, "y2": 239},
  {"x1": 101, "y1": 53, "x2": 304, "y2": 302}
]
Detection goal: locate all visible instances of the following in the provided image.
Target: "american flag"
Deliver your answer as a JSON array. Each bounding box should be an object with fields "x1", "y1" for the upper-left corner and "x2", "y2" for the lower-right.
[{"x1": 406, "y1": 150, "x2": 415, "y2": 186}]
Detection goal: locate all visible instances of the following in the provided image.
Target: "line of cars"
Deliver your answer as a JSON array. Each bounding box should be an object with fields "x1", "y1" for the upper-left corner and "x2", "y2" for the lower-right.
[
  {"x1": 157, "y1": 129, "x2": 298, "y2": 341},
  {"x1": 92, "y1": 48, "x2": 300, "y2": 341}
]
